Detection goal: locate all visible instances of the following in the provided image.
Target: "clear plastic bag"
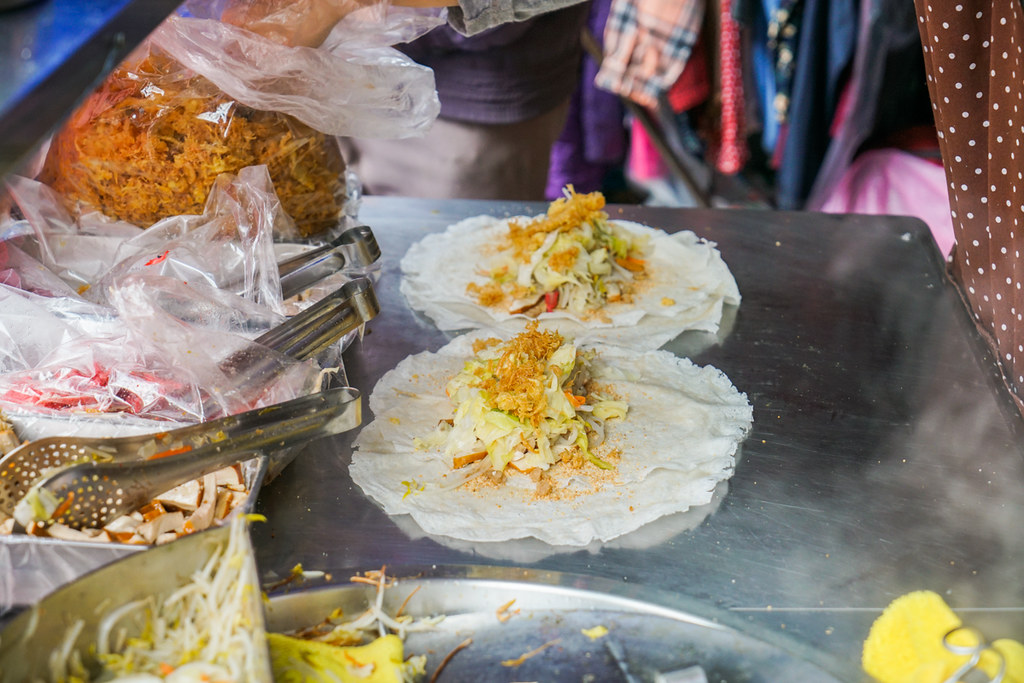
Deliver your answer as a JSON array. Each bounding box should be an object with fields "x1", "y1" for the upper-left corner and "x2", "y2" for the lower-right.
[
  {"x1": 160, "y1": 6, "x2": 443, "y2": 138},
  {"x1": 37, "y1": 2, "x2": 441, "y2": 234},
  {"x1": 38, "y1": 49, "x2": 350, "y2": 236},
  {"x1": 0, "y1": 169, "x2": 327, "y2": 424}
]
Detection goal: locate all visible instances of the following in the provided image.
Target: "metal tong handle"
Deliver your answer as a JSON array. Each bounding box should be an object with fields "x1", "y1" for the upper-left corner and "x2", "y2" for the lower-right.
[
  {"x1": 31, "y1": 387, "x2": 361, "y2": 529},
  {"x1": 278, "y1": 225, "x2": 381, "y2": 300},
  {"x1": 216, "y1": 276, "x2": 378, "y2": 404},
  {"x1": 255, "y1": 276, "x2": 378, "y2": 360}
]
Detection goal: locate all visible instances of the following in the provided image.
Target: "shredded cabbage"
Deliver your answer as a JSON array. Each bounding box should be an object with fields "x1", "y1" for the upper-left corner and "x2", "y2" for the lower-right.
[
  {"x1": 423, "y1": 323, "x2": 628, "y2": 484},
  {"x1": 468, "y1": 187, "x2": 650, "y2": 317},
  {"x1": 13, "y1": 484, "x2": 60, "y2": 528}
]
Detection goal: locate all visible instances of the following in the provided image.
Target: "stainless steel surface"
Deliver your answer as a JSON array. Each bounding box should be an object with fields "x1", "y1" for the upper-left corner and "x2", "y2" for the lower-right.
[
  {"x1": 278, "y1": 225, "x2": 382, "y2": 300},
  {"x1": 24, "y1": 387, "x2": 362, "y2": 528},
  {"x1": 265, "y1": 574, "x2": 846, "y2": 682},
  {"x1": 249, "y1": 197, "x2": 1024, "y2": 682},
  {"x1": 0, "y1": 0, "x2": 182, "y2": 177}
]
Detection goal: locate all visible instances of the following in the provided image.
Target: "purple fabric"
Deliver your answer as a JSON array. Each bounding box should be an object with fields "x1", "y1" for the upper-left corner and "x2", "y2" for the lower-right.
[
  {"x1": 546, "y1": 0, "x2": 626, "y2": 198},
  {"x1": 400, "y1": 4, "x2": 589, "y2": 125}
]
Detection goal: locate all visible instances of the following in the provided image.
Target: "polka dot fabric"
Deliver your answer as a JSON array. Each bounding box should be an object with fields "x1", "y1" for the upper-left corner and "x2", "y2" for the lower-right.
[{"x1": 915, "y1": 1, "x2": 1024, "y2": 411}]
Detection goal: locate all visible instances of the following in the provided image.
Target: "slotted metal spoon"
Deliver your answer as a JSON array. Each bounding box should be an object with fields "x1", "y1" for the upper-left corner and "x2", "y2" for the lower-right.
[{"x1": 0, "y1": 387, "x2": 361, "y2": 528}]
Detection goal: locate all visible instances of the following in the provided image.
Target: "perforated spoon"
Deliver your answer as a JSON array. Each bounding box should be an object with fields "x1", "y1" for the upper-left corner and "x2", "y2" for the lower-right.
[{"x1": 0, "y1": 387, "x2": 360, "y2": 528}]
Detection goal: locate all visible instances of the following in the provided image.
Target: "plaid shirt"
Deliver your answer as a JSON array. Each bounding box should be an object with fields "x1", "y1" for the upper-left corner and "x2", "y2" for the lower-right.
[{"x1": 594, "y1": 0, "x2": 704, "y2": 109}]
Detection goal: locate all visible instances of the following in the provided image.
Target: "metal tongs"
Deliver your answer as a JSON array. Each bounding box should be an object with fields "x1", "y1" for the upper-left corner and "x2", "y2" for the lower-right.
[
  {"x1": 217, "y1": 275, "x2": 379, "y2": 405},
  {"x1": 277, "y1": 224, "x2": 381, "y2": 300},
  {"x1": 0, "y1": 274, "x2": 378, "y2": 529},
  {"x1": 0, "y1": 387, "x2": 361, "y2": 529},
  {"x1": 941, "y1": 626, "x2": 1007, "y2": 683}
]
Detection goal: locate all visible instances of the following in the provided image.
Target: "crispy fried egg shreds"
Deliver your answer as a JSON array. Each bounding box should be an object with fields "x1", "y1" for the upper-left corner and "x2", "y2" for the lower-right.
[
  {"x1": 548, "y1": 246, "x2": 580, "y2": 272},
  {"x1": 466, "y1": 281, "x2": 505, "y2": 307},
  {"x1": 506, "y1": 188, "x2": 607, "y2": 260},
  {"x1": 472, "y1": 322, "x2": 564, "y2": 427}
]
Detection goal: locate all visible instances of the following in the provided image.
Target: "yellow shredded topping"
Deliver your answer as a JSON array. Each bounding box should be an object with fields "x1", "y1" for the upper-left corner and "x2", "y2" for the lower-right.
[
  {"x1": 471, "y1": 321, "x2": 564, "y2": 427},
  {"x1": 506, "y1": 188, "x2": 606, "y2": 260},
  {"x1": 41, "y1": 51, "x2": 345, "y2": 237}
]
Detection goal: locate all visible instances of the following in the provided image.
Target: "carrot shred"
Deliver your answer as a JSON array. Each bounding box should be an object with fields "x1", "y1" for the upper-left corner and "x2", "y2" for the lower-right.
[
  {"x1": 428, "y1": 637, "x2": 472, "y2": 683},
  {"x1": 51, "y1": 491, "x2": 74, "y2": 520},
  {"x1": 395, "y1": 585, "x2": 421, "y2": 619},
  {"x1": 452, "y1": 450, "x2": 488, "y2": 469},
  {"x1": 148, "y1": 444, "x2": 192, "y2": 460},
  {"x1": 496, "y1": 599, "x2": 519, "y2": 623},
  {"x1": 501, "y1": 638, "x2": 562, "y2": 667},
  {"x1": 615, "y1": 256, "x2": 646, "y2": 272}
]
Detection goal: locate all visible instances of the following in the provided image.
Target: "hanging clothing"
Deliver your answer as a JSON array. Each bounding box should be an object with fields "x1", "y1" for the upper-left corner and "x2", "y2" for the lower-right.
[
  {"x1": 915, "y1": 1, "x2": 1024, "y2": 416},
  {"x1": 709, "y1": 0, "x2": 748, "y2": 174},
  {"x1": 734, "y1": 0, "x2": 782, "y2": 156},
  {"x1": 773, "y1": 0, "x2": 857, "y2": 209},
  {"x1": 595, "y1": 0, "x2": 705, "y2": 109},
  {"x1": 818, "y1": 148, "x2": 954, "y2": 256},
  {"x1": 547, "y1": 0, "x2": 627, "y2": 198},
  {"x1": 806, "y1": 0, "x2": 933, "y2": 210}
]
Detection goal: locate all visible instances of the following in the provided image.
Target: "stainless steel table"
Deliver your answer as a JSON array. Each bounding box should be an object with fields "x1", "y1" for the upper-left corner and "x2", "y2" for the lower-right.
[{"x1": 252, "y1": 197, "x2": 1024, "y2": 682}]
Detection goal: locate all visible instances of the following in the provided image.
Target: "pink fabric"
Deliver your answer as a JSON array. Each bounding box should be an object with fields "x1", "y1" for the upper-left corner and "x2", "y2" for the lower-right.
[
  {"x1": 819, "y1": 148, "x2": 955, "y2": 256},
  {"x1": 627, "y1": 117, "x2": 667, "y2": 180}
]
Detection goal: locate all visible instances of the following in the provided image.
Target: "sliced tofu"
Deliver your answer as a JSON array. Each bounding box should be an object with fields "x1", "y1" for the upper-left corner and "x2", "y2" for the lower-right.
[
  {"x1": 0, "y1": 425, "x2": 20, "y2": 456},
  {"x1": 214, "y1": 465, "x2": 244, "y2": 490},
  {"x1": 215, "y1": 489, "x2": 232, "y2": 522},
  {"x1": 155, "y1": 531, "x2": 179, "y2": 545},
  {"x1": 104, "y1": 514, "x2": 142, "y2": 535},
  {"x1": 135, "y1": 511, "x2": 185, "y2": 544},
  {"x1": 185, "y1": 473, "x2": 219, "y2": 534},
  {"x1": 154, "y1": 479, "x2": 203, "y2": 512},
  {"x1": 46, "y1": 523, "x2": 100, "y2": 542}
]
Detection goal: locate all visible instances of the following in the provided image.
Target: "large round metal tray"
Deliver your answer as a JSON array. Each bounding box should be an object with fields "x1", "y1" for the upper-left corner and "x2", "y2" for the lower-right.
[{"x1": 266, "y1": 570, "x2": 849, "y2": 683}]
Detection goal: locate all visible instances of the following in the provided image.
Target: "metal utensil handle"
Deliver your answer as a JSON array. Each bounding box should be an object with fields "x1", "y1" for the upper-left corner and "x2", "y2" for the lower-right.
[
  {"x1": 278, "y1": 225, "x2": 380, "y2": 300},
  {"x1": 216, "y1": 277, "x2": 378, "y2": 400},
  {"x1": 40, "y1": 387, "x2": 361, "y2": 528},
  {"x1": 37, "y1": 384, "x2": 361, "y2": 462},
  {"x1": 255, "y1": 277, "x2": 378, "y2": 360}
]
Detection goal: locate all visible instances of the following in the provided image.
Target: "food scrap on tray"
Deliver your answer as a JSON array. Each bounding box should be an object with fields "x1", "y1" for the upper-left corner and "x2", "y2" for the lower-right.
[
  {"x1": 400, "y1": 187, "x2": 741, "y2": 350},
  {"x1": 268, "y1": 567, "x2": 436, "y2": 683},
  {"x1": 350, "y1": 324, "x2": 753, "y2": 546}
]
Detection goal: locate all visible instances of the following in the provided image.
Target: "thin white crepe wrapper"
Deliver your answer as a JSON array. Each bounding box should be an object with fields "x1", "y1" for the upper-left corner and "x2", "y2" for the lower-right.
[
  {"x1": 399, "y1": 216, "x2": 741, "y2": 350},
  {"x1": 350, "y1": 333, "x2": 753, "y2": 546}
]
